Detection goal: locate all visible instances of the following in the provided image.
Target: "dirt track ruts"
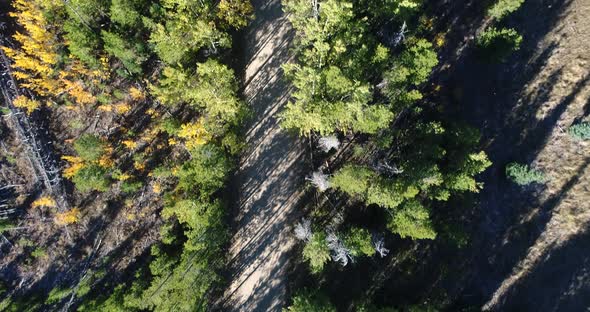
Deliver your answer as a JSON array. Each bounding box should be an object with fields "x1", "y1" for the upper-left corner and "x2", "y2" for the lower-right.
[{"x1": 222, "y1": 0, "x2": 306, "y2": 311}]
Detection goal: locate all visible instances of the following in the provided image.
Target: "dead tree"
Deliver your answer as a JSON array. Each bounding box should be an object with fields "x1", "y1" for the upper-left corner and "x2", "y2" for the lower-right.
[
  {"x1": 294, "y1": 218, "x2": 312, "y2": 242},
  {"x1": 306, "y1": 171, "x2": 331, "y2": 192},
  {"x1": 326, "y1": 232, "x2": 353, "y2": 266},
  {"x1": 372, "y1": 235, "x2": 389, "y2": 258},
  {"x1": 318, "y1": 135, "x2": 340, "y2": 152},
  {"x1": 0, "y1": 41, "x2": 71, "y2": 215}
]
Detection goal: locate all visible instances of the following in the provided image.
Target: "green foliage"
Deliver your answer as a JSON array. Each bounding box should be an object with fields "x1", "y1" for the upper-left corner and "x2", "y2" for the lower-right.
[
  {"x1": 31, "y1": 247, "x2": 47, "y2": 259},
  {"x1": 158, "y1": 118, "x2": 182, "y2": 135},
  {"x1": 488, "y1": 0, "x2": 525, "y2": 19},
  {"x1": 476, "y1": 27, "x2": 522, "y2": 61},
  {"x1": 101, "y1": 30, "x2": 148, "y2": 75},
  {"x1": 505, "y1": 162, "x2": 546, "y2": 185},
  {"x1": 173, "y1": 144, "x2": 232, "y2": 199},
  {"x1": 357, "y1": 0, "x2": 423, "y2": 21},
  {"x1": 343, "y1": 227, "x2": 374, "y2": 257},
  {"x1": 149, "y1": 3, "x2": 230, "y2": 64},
  {"x1": 356, "y1": 302, "x2": 399, "y2": 312},
  {"x1": 152, "y1": 60, "x2": 243, "y2": 125},
  {"x1": 384, "y1": 38, "x2": 438, "y2": 110},
  {"x1": 280, "y1": 0, "x2": 394, "y2": 135},
  {"x1": 63, "y1": 0, "x2": 109, "y2": 67},
  {"x1": 285, "y1": 289, "x2": 336, "y2": 312},
  {"x1": 0, "y1": 219, "x2": 14, "y2": 234},
  {"x1": 302, "y1": 232, "x2": 331, "y2": 273},
  {"x1": 73, "y1": 164, "x2": 111, "y2": 192},
  {"x1": 388, "y1": 200, "x2": 436, "y2": 240},
  {"x1": 75, "y1": 134, "x2": 107, "y2": 162},
  {"x1": 110, "y1": 0, "x2": 144, "y2": 27},
  {"x1": 46, "y1": 286, "x2": 71, "y2": 304},
  {"x1": 217, "y1": 0, "x2": 254, "y2": 28},
  {"x1": 330, "y1": 165, "x2": 375, "y2": 196},
  {"x1": 568, "y1": 122, "x2": 590, "y2": 140},
  {"x1": 120, "y1": 181, "x2": 143, "y2": 194}
]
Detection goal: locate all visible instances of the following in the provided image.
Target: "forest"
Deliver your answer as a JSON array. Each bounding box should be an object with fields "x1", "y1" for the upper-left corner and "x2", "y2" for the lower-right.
[{"x1": 0, "y1": 0, "x2": 589, "y2": 311}]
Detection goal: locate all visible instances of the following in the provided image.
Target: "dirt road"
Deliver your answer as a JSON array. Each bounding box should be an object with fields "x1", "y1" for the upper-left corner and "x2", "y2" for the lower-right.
[{"x1": 222, "y1": 0, "x2": 306, "y2": 311}]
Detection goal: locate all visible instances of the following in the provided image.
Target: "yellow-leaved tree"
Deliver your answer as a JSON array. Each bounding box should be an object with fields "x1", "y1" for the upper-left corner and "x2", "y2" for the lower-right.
[
  {"x1": 1, "y1": 0, "x2": 105, "y2": 106},
  {"x1": 177, "y1": 119, "x2": 212, "y2": 150}
]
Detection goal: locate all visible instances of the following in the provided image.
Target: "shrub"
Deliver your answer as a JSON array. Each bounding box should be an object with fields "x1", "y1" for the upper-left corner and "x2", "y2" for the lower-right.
[
  {"x1": 302, "y1": 232, "x2": 331, "y2": 273},
  {"x1": 285, "y1": 289, "x2": 336, "y2": 312},
  {"x1": 505, "y1": 162, "x2": 546, "y2": 185},
  {"x1": 46, "y1": 287, "x2": 71, "y2": 304},
  {"x1": 74, "y1": 134, "x2": 106, "y2": 162},
  {"x1": 568, "y1": 122, "x2": 590, "y2": 140},
  {"x1": 488, "y1": 0, "x2": 525, "y2": 19},
  {"x1": 72, "y1": 164, "x2": 111, "y2": 192},
  {"x1": 476, "y1": 27, "x2": 522, "y2": 61},
  {"x1": 120, "y1": 181, "x2": 143, "y2": 194}
]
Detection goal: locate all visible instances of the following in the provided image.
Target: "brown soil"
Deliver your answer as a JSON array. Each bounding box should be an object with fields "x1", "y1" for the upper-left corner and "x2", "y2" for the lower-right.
[{"x1": 222, "y1": 0, "x2": 307, "y2": 310}]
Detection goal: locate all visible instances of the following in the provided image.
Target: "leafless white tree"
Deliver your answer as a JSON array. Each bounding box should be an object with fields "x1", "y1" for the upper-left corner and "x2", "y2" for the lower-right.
[
  {"x1": 392, "y1": 21, "x2": 408, "y2": 47},
  {"x1": 318, "y1": 135, "x2": 340, "y2": 152},
  {"x1": 294, "y1": 218, "x2": 312, "y2": 241},
  {"x1": 373, "y1": 236, "x2": 389, "y2": 258},
  {"x1": 326, "y1": 232, "x2": 353, "y2": 266},
  {"x1": 374, "y1": 160, "x2": 404, "y2": 177},
  {"x1": 307, "y1": 171, "x2": 330, "y2": 192}
]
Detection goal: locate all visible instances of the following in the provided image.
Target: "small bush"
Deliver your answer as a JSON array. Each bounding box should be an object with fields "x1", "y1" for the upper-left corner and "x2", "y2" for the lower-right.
[
  {"x1": 46, "y1": 287, "x2": 71, "y2": 304},
  {"x1": 476, "y1": 27, "x2": 522, "y2": 61},
  {"x1": 568, "y1": 122, "x2": 590, "y2": 140},
  {"x1": 505, "y1": 162, "x2": 546, "y2": 185},
  {"x1": 72, "y1": 164, "x2": 111, "y2": 192},
  {"x1": 488, "y1": 0, "x2": 525, "y2": 19},
  {"x1": 120, "y1": 181, "x2": 143, "y2": 194},
  {"x1": 31, "y1": 247, "x2": 47, "y2": 259},
  {"x1": 74, "y1": 134, "x2": 106, "y2": 162}
]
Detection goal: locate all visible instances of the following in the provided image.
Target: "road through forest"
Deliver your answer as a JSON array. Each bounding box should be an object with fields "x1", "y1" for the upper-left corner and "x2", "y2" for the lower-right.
[{"x1": 222, "y1": 0, "x2": 306, "y2": 311}]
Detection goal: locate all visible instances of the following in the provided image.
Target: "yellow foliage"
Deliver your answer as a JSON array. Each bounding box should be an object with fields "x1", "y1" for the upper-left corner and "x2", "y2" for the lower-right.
[
  {"x1": 54, "y1": 208, "x2": 80, "y2": 225},
  {"x1": 134, "y1": 161, "x2": 146, "y2": 171},
  {"x1": 114, "y1": 102, "x2": 131, "y2": 114},
  {"x1": 31, "y1": 196, "x2": 56, "y2": 208},
  {"x1": 152, "y1": 182, "x2": 162, "y2": 194},
  {"x1": 168, "y1": 138, "x2": 178, "y2": 146},
  {"x1": 146, "y1": 108, "x2": 159, "y2": 117},
  {"x1": 434, "y1": 33, "x2": 446, "y2": 48},
  {"x1": 122, "y1": 140, "x2": 138, "y2": 150},
  {"x1": 98, "y1": 105, "x2": 113, "y2": 112},
  {"x1": 177, "y1": 119, "x2": 211, "y2": 150},
  {"x1": 62, "y1": 79, "x2": 95, "y2": 105},
  {"x1": 62, "y1": 156, "x2": 84, "y2": 178},
  {"x1": 13, "y1": 95, "x2": 40, "y2": 114},
  {"x1": 98, "y1": 155, "x2": 114, "y2": 168},
  {"x1": 115, "y1": 173, "x2": 132, "y2": 181},
  {"x1": 2, "y1": 0, "x2": 103, "y2": 104},
  {"x1": 129, "y1": 86, "x2": 145, "y2": 101}
]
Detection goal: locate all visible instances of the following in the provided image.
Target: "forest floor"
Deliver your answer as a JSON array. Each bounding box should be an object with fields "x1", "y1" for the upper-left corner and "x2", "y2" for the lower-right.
[
  {"x1": 436, "y1": 0, "x2": 590, "y2": 310},
  {"x1": 306, "y1": 0, "x2": 590, "y2": 311},
  {"x1": 222, "y1": 0, "x2": 307, "y2": 311}
]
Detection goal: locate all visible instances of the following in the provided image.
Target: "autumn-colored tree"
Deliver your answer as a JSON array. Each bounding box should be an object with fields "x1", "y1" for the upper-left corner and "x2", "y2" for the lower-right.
[
  {"x1": 54, "y1": 208, "x2": 81, "y2": 225},
  {"x1": 31, "y1": 196, "x2": 56, "y2": 208},
  {"x1": 12, "y1": 95, "x2": 40, "y2": 114},
  {"x1": 177, "y1": 119, "x2": 212, "y2": 150}
]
